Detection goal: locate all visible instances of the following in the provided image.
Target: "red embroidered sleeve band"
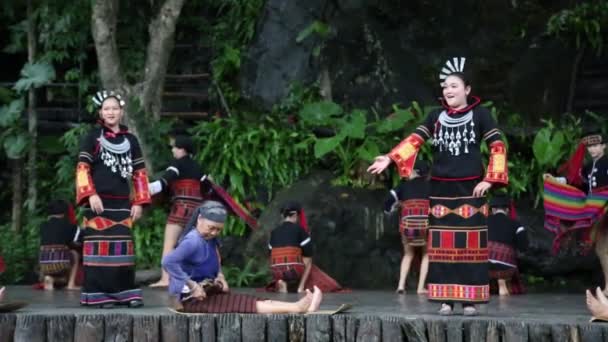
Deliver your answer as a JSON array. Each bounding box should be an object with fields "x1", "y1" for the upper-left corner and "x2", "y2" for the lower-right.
[
  {"x1": 132, "y1": 169, "x2": 152, "y2": 205},
  {"x1": 76, "y1": 162, "x2": 97, "y2": 205},
  {"x1": 484, "y1": 141, "x2": 508, "y2": 185},
  {"x1": 388, "y1": 133, "x2": 425, "y2": 178}
]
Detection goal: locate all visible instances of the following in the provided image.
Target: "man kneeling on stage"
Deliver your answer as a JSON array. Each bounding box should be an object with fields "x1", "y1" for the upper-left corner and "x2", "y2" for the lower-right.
[{"x1": 267, "y1": 202, "x2": 313, "y2": 293}]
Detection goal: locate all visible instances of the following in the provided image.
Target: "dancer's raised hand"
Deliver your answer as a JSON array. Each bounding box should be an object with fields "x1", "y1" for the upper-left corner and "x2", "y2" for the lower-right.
[{"x1": 367, "y1": 155, "x2": 392, "y2": 174}]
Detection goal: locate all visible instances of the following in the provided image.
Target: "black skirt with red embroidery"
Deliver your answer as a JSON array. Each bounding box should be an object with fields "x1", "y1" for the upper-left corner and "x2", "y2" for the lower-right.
[
  {"x1": 400, "y1": 199, "x2": 430, "y2": 246},
  {"x1": 167, "y1": 179, "x2": 204, "y2": 226},
  {"x1": 182, "y1": 293, "x2": 258, "y2": 313},
  {"x1": 426, "y1": 179, "x2": 490, "y2": 304}
]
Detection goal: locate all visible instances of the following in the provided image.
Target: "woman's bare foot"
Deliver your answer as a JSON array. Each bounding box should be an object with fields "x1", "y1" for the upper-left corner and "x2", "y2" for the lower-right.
[
  {"x1": 498, "y1": 279, "x2": 510, "y2": 296},
  {"x1": 296, "y1": 289, "x2": 314, "y2": 312},
  {"x1": 417, "y1": 288, "x2": 428, "y2": 295},
  {"x1": 66, "y1": 285, "x2": 81, "y2": 291},
  {"x1": 0, "y1": 287, "x2": 5, "y2": 301},
  {"x1": 43, "y1": 276, "x2": 54, "y2": 291},
  {"x1": 149, "y1": 280, "x2": 169, "y2": 288},
  {"x1": 596, "y1": 287, "x2": 608, "y2": 306},
  {"x1": 396, "y1": 288, "x2": 405, "y2": 295},
  {"x1": 307, "y1": 286, "x2": 323, "y2": 313},
  {"x1": 587, "y1": 290, "x2": 608, "y2": 319}
]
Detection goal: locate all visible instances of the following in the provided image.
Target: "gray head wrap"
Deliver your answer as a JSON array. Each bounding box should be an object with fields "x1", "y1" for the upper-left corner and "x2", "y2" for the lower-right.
[{"x1": 179, "y1": 201, "x2": 227, "y2": 242}]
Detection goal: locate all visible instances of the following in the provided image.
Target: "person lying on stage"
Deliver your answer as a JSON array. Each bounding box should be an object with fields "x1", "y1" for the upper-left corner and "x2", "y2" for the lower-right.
[
  {"x1": 265, "y1": 201, "x2": 346, "y2": 293},
  {"x1": 39, "y1": 200, "x2": 82, "y2": 290},
  {"x1": 148, "y1": 135, "x2": 207, "y2": 288},
  {"x1": 162, "y1": 201, "x2": 323, "y2": 314},
  {"x1": 487, "y1": 194, "x2": 527, "y2": 296},
  {"x1": 384, "y1": 160, "x2": 431, "y2": 295}
]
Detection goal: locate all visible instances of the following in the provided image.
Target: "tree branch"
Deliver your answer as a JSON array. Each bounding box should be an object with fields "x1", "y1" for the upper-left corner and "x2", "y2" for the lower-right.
[
  {"x1": 141, "y1": 0, "x2": 186, "y2": 120},
  {"x1": 91, "y1": 0, "x2": 125, "y2": 89}
]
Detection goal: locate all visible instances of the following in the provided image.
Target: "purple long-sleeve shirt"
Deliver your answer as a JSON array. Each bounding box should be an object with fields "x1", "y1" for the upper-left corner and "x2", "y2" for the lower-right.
[{"x1": 161, "y1": 229, "x2": 220, "y2": 296}]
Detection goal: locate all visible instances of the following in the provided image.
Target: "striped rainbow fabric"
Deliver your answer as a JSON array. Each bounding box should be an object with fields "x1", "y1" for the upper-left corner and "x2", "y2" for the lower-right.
[{"x1": 543, "y1": 178, "x2": 608, "y2": 251}]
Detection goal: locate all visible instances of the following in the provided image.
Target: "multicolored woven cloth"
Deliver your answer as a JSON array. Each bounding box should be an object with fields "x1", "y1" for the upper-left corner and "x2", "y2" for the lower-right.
[{"x1": 543, "y1": 178, "x2": 608, "y2": 253}]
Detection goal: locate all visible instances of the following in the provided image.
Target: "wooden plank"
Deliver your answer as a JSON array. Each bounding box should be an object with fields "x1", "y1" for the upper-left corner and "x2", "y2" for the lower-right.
[
  {"x1": 355, "y1": 318, "x2": 381, "y2": 342},
  {"x1": 191, "y1": 315, "x2": 215, "y2": 342},
  {"x1": 381, "y1": 317, "x2": 403, "y2": 342},
  {"x1": 427, "y1": 319, "x2": 446, "y2": 342},
  {"x1": 401, "y1": 318, "x2": 428, "y2": 342},
  {"x1": 241, "y1": 315, "x2": 266, "y2": 342},
  {"x1": 267, "y1": 315, "x2": 288, "y2": 342},
  {"x1": 445, "y1": 320, "x2": 463, "y2": 342},
  {"x1": 104, "y1": 314, "x2": 133, "y2": 342},
  {"x1": 346, "y1": 317, "x2": 358, "y2": 342},
  {"x1": 14, "y1": 315, "x2": 46, "y2": 342},
  {"x1": 0, "y1": 314, "x2": 16, "y2": 342},
  {"x1": 577, "y1": 324, "x2": 602, "y2": 342},
  {"x1": 306, "y1": 315, "x2": 331, "y2": 342},
  {"x1": 550, "y1": 324, "x2": 570, "y2": 342},
  {"x1": 331, "y1": 316, "x2": 348, "y2": 342},
  {"x1": 464, "y1": 321, "x2": 487, "y2": 342},
  {"x1": 217, "y1": 314, "x2": 241, "y2": 342},
  {"x1": 74, "y1": 314, "x2": 105, "y2": 342},
  {"x1": 133, "y1": 315, "x2": 160, "y2": 342},
  {"x1": 528, "y1": 323, "x2": 552, "y2": 342},
  {"x1": 288, "y1": 315, "x2": 305, "y2": 342},
  {"x1": 486, "y1": 320, "x2": 500, "y2": 342},
  {"x1": 161, "y1": 315, "x2": 188, "y2": 342},
  {"x1": 47, "y1": 315, "x2": 75, "y2": 342}
]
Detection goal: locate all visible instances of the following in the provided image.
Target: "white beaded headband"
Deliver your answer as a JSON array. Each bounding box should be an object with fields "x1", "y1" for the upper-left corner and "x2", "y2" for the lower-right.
[{"x1": 92, "y1": 90, "x2": 126, "y2": 107}]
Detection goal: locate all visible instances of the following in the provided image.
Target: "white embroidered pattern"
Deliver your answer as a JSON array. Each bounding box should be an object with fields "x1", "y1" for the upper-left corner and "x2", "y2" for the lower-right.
[
  {"x1": 432, "y1": 110, "x2": 476, "y2": 156},
  {"x1": 99, "y1": 131, "x2": 133, "y2": 178}
]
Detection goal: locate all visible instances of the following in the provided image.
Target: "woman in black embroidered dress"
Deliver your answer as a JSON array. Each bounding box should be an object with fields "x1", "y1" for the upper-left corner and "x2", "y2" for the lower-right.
[
  {"x1": 369, "y1": 58, "x2": 508, "y2": 316},
  {"x1": 76, "y1": 91, "x2": 151, "y2": 307}
]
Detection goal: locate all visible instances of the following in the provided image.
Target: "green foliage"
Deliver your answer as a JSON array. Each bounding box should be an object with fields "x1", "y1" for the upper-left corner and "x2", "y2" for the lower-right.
[
  {"x1": 190, "y1": 114, "x2": 315, "y2": 235},
  {"x1": 0, "y1": 98, "x2": 29, "y2": 159},
  {"x1": 0, "y1": 220, "x2": 41, "y2": 284},
  {"x1": 297, "y1": 100, "x2": 432, "y2": 187},
  {"x1": 222, "y1": 259, "x2": 270, "y2": 287},
  {"x1": 546, "y1": 1, "x2": 608, "y2": 55},
  {"x1": 132, "y1": 207, "x2": 167, "y2": 270},
  {"x1": 13, "y1": 62, "x2": 56, "y2": 93}
]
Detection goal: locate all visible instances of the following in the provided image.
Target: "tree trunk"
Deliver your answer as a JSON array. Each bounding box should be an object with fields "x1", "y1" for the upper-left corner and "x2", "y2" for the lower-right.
[
  {"x1": 141, "y1": 0, "x2": 186, "y2": 120},
  {"x1": 26, "y1": 0, "x2": 38, "y2": 214},
  {"x1": 91, "y1": 0, "x2": 186, "y2": 172},
  {"x1": 565, "y1": 46, "x2": 585, "y2": 113},
  {"x1": 11, "y1": 159, "x2": 24, "y2": 232}
]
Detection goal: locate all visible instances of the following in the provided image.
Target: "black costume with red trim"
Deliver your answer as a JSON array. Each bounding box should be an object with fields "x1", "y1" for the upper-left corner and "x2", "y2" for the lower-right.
[
  {"x1": 267, "y1": 222, "x2": 313, "y2": 292},
  {"x1": 76, "y1": 123, "x2": 151, "y2": 306},
  {"x1": 384, "y1": 178, "x2": 430, "y2": 246},
  {"x1": 39, "y1": 217, "x2": 80, "y2": 276},
  {"x1": 158, "y1": 156, "x2": 205, "y2": 226},
  {"x1": 388, "y1": 97, "x2": 508, "y2": 304},
  {"x1": 488, "y1": 212, "x2": 527, "y2": 293}
]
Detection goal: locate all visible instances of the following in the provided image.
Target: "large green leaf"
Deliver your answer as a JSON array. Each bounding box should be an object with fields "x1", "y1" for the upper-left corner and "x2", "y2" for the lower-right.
[
  {"x1": 356, "y1": 139, "x2": 380, "y2": 162},
  {"x1": 341, "y1": 109, "x2": 366, "y2": 139},
  {"x1": 298, "y1": 101, "x2": 342, "y2": 125},
  {"x1": 314, "y1": 134, "x2": 346, "y2": 158},
  {"x1": 532, "y1": 128, "x2": 565, "y2": 167},
  {"x1": 376, "y1": 105, "x2": 415, "y2": 133},
  {"x1": 0, "y1": 98, "x2": 24, "y2": 127},
  {"x1": 3, "y1": 134, "x2": 28, "y2": 159},
  {"x1": 13, "y1": 62, "x2": 56, "y2": 92}
]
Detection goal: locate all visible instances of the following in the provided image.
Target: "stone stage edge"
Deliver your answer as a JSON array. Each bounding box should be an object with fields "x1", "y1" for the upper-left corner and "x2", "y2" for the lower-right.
[{"x1": 0, "y1": 286, "x2": 606, "y2": 341}]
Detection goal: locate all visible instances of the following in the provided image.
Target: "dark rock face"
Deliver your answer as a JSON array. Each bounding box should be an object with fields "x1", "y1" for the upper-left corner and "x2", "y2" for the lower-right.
[
  {"x1": 240, "y1": 0, "x2": 584, "y2": 118},
  {"x1": 244, "y1": 171, "x2": 603, "y2": 290}
]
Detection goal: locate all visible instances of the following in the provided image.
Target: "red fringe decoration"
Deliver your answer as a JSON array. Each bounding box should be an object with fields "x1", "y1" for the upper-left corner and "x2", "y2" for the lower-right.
[
  {"x1": 299, "y1": 210, "x2": 309, "y2": 233},
  {"x1": 558, "y1": 143, "x2": 585, "y2": 186},
  {"x1": 509, "y1": 201, "x2": 518, "y2": 220},
  {"x1": 67, "y1": 203, "x2": 77, "y2": 225}
]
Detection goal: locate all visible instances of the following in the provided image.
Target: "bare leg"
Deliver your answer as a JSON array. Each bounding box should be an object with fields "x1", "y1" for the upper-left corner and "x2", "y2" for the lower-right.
[
  {"x1": 255, "y1": 289, "x2": 315, "y2": 313},
  {"x1": 0, "y1": 287, "x2": 4, "y2": 301},
  {"x1": 67, "y1": 250, "x2": 81, "y2": 290},
  {"x1": 417, "y1": 249, "x2": 429, "y2": 294},
  {"x1": 594, "y1": 230, "x2": 608, "y2": 295},
  {"x1": 151, "y1": 223, "x2": 183, "y2": 287},
  {"x1": 308, "y1": 286, "x2": 323, "y2": 312},
  {"x1": 277, "y1": 280, "x2": 288, "y2": 293},
  {"x1": 587, "y1": 289, "x2": 608, "y2": 319},
  {"x1": 498, "y1": 279, "x2": 510, "y2": 296},
  {"x1": 43, "y1": 275, "x2": 55, "y2": 290},
  {"x1": 397, "y1": 243, "x2": 414, "y2": 293}
]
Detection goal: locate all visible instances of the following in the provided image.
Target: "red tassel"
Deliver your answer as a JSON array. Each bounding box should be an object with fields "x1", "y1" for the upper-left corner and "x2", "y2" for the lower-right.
[
  {"x1": 509, "y1": 201, "x2": 517, "y2": 220},
  {"x1": 299, "y1": 210, "x2": 309, "y2": 233},
  {"x1": 67, "y1": 203, "x2": 78, "y2": 225},
  {"x1": 558, "y1": 143, "x2": 585, "y2": 186}
]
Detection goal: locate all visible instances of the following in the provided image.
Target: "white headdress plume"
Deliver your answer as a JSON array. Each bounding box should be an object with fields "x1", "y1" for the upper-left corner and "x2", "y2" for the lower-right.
[
  {"x1": 439, "y1": 57, "x2": 466, "y2": 86},
  {"x1": 92, "y1": 90, "x2": 126, "y2": 108}
]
